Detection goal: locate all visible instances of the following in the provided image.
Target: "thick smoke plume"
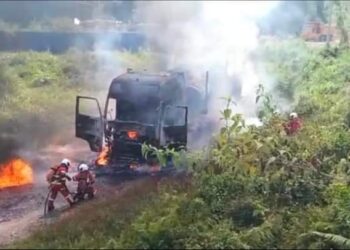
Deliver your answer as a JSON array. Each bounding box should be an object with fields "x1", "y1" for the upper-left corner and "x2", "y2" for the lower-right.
[{"x1": 133, "y1": 1, "x2": 279, "y2": 126}]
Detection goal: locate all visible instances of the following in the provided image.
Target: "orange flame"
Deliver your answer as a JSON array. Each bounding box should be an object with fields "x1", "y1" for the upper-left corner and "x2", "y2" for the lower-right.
[
  {"x1": 96, "y1": 147, "x2": 109, "y2": 166},
  {"x1": 0, "y1": 158, "x2": 33, "y2": 189},
  {"x1": 127, "y1": 130, "x2": 138, "y2": 140}
]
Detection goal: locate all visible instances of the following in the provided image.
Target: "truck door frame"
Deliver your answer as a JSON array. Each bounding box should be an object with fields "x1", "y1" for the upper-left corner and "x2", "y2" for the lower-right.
[{"x1": 75, "y1": 96, "x2": 104, "y2": 152}]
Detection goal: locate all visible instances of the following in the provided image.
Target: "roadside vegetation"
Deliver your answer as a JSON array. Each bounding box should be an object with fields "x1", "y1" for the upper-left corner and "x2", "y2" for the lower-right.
[
  {"x1": 0, "y1": 49, "x2": 154, "y2": 159},
  {"x1": 8, "y1": 39, "x2": 350, "y2": 249},
  {"x1": 0, "y1": 49, "x2": 155, "y2": 119}
]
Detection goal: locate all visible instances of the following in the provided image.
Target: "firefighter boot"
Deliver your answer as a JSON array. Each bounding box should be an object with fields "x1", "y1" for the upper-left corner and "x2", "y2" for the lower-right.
[
  {"x1": 87, "y1": 186, "x2": 96, "y2": 199},
  {"x1": 48, "y1": 200, "x2": 55, "y2": 212}
]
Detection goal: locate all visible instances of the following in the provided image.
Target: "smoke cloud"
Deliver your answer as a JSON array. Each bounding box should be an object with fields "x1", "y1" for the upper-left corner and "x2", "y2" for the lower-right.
[
  {"x1": 133, "y1": 1, "x2": 278, "y2": 120},
  {"x1": 132, "y1": 1, "x2": 279, "y2": 148}
]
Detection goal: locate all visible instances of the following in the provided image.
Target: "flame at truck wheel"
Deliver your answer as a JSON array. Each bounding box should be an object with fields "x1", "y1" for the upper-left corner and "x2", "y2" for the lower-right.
[
  {"x1": 0, "y1": 158, "x2": 33, "y2": 189},
  {"x1": 96, "y1": 146, "x2": 109, "y2": 166}
]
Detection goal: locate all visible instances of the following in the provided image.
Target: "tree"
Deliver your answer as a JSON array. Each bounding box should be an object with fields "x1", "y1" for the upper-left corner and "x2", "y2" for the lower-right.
[
  {"x1": 332, "y1": 1, "x2": 349, "y2": 46},
  {"x1": 257, "y1": 1, "x2": 327, "y2": 36}
]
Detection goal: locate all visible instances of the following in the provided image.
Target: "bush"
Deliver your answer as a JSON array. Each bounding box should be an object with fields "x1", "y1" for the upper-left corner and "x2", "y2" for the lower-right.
[
  {"x1": 9, "y1": 40, "x2": 350, "y2": 249},
  {"x1": 0, "y1": 49, "x2": 153, "y2": 150},
  {"x1": 229, "y1": 200, "x2": 264, "y2": 228},
  {"x1": 198, "y1": 173, "x2": 245, "y2": 217}
]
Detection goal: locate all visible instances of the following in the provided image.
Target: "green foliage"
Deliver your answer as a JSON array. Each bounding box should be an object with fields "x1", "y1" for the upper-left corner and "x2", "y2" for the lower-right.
[
  {"x1": 298, "y1": 231, "x2": 350, "y2": 249},
  {"x1": 119, "y1": 192, "x2": 193, "y2": 249},
  {"x1": 10, "y1": 40, "x2": 350, "y2": 249},
  {"x1": 12, "y1": 178, "x2": 160, "y2": 249},
  {"x1": 0, "y1": 49, "x2": 153, "y2": 147},
  {"x1": 256, "y1": 84, "x2": 278, "y2": 122},
  {"x1": 198, "y1": 173, "x2": 245, "y2": 217},
  {"x1": 141, "y1": 143, "x2": 187, "y2": 168},
  {"x1": 229, "y1": 200, "x2": 265, "y2": 228}
]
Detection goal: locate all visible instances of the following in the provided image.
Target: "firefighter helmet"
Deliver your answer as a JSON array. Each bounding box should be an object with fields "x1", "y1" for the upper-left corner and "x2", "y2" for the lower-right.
[
  {"x1": 61, "y1": 158, "x2": 71, "y2": 168},
  {"x1": 290, "y1": 112, "x2": 298, "y2": 119},
  {"x1": 78, "y1": 163, "x2": 89, "y2": 172}
]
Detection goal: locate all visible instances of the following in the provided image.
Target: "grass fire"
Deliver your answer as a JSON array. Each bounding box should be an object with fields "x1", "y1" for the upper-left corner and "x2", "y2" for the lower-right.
[{"x1": 0, "y1": 158, "x2": 33, "y2": 189}]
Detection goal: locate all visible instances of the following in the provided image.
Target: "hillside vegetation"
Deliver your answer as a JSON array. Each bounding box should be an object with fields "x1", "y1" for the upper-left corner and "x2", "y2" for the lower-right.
[{"x1": 9, "y1": 40, "x2": 350, "y2": 249}]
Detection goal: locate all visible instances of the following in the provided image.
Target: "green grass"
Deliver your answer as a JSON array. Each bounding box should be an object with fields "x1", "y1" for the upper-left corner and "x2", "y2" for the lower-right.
[
  {"x1": 0, "y1": 49, "x2": 155, "y2": 148},
  {"x1": 11, "y1": 176, "x2": 187, "y2": 249},
  {"x1": 7, "y1": 40, "x2": 350, "y2": 249}
]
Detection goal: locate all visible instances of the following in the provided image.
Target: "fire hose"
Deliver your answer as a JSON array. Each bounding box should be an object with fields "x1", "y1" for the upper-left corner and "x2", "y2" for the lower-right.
[
  {"x1": 43, "y1": 184, "x2": 77, "y2": 216},
  {"x1": 43, "y1": 187, "x2": 52, "y2": 216},
  {"x1": 44, "y1": 183, "x2": 95, "y2": 216}
]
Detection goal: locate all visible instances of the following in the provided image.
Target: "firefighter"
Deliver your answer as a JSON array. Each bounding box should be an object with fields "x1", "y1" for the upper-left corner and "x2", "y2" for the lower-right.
[
  {"x1": 72, "y1": 163, "x2": 96, "y2": 201},
  {"x1": 283, "y1": 112, "x2": 302, "y2": 135},
  {"x1": 46, "y1": 158, "x2": 74, "y2": 212}
]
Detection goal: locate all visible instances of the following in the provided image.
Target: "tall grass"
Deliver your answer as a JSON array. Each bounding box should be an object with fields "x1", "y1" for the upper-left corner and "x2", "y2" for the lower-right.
[
  {"x1": 0, "y1": 49, "x2": 154, "y2": 161},
  {"x1": 11, "y1": 176, "x2": 188, "y2": 249}
]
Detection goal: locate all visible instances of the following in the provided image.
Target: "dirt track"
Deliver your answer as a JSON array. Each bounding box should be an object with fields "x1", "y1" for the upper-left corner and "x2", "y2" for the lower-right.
[
  {"x1": 0, "y1": 141, "x2": 99, "y2": 246},
  {"x1": 0, "y1": 185, "x2": 45, "y2": 246},
  {"x1": 0, "y1": 170, "x2": 136, "y2": 247},
  {"x1": 0, "y1": 140, "x2": 166, "y2": 247}
]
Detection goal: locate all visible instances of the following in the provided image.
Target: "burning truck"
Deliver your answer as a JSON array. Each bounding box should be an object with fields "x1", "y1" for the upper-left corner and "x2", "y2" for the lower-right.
[{"x1": 75, "y1": 69, "x2": 208, "y2": 175}]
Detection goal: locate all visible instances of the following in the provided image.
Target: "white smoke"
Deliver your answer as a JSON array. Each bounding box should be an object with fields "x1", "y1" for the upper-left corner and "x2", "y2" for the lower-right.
[{"x1": 134, "y1": 1, "x2": 279, "y2": 125}]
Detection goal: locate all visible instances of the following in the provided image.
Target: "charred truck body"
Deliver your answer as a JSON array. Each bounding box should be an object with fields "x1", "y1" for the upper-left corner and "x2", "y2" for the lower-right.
[{"x1": 75, "y1": 69, "x2": 208, "y2": 175}]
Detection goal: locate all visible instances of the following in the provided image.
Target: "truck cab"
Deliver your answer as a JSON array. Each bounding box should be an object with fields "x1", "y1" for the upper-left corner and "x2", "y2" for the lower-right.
[{"x1": 75, "y1": 69, "x2": 207, "y2": 173}]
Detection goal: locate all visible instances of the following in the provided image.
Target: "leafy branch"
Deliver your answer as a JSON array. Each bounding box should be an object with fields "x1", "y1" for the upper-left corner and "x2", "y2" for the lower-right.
[
  {"x1": 141, "y1": 143, "x2": 187, "y2": 168},
  {"x1": 256, "y1": 84, "x2": 277, "y2": 123}
]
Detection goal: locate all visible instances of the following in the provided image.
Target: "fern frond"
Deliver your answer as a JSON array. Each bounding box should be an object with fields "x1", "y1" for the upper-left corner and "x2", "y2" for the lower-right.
[
  {"x1": 239, "y1": 216, "x2": 282, "y2": 248},
  {"x1": 298, "y1": 231, "x2": 350, "y2": 248}
]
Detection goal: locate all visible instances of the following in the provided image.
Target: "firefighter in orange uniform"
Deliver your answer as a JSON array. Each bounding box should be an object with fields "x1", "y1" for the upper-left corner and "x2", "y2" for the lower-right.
[
  {"x1": 283, "y1": 112, "x2": 302, "y2": 136},
  {"x1": 72, "y1": 163, "x2": 96, "y2": 201},
  {"x1": 46, "y1": 158, "x2": 74, "y2": 212}
]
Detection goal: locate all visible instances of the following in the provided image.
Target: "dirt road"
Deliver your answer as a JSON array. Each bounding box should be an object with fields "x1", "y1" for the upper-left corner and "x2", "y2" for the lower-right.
[
  {"x1": 0, "y1": 140, "x2": 164, "y2": 247},
  {"x1": 0, "y1": 185, "x2": 46, "y2": 246},
  {"x1": 0, "y1": 140, "x2": 98, "y2": 246},
  {"x1": 0, "y1": 170, "x2": 136, "y2": 247}
]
